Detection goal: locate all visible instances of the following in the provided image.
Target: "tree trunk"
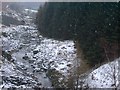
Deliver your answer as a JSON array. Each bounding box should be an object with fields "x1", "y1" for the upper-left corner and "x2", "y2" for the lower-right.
[{"x1": 74, "y1": 40, "x2": 90, "y2": 75}]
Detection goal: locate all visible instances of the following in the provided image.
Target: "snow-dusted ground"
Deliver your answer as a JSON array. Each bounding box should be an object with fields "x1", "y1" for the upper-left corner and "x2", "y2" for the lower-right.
[
  {"x1": 1, "y1": 5, "x2": 77, "y2": 88},
  {"x1": 78, "y1": 58, "x2": 120, "y2": 89},
  {"x1": 33, "y1": 39, "x2": 76, "y2": 75},
  {"x1": 0, "y1": 25, "x2": 76, "y2": 88},
  {"x1": 1, "y1": 25, "x2": 120, "y2": 88}
]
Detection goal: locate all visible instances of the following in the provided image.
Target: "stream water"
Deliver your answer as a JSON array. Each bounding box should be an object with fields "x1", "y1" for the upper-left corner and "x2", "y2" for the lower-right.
[
  {"x1": 1, "y1": 25, "x2": 52, "y2": 88},
  {"x1": 1, "y1": 23, "x2": 77, "y2": 88}
]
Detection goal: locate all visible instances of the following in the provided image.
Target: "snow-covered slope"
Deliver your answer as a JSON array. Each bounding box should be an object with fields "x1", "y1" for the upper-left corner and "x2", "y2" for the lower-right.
[
  {"x1": 78, "y1": 58, "x2": 120, "y2": 89},
  {"x1": 1, "y1": 4, "x2": 37, "y2": 26},
  {"x1": 2, "y1": 5, "x2": 23, "y2": 22}
]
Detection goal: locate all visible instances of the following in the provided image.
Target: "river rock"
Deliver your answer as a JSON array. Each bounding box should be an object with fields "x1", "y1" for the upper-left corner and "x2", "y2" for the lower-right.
[{"x1": 33, "y1": 50, "x2": 39, "y2": 55}]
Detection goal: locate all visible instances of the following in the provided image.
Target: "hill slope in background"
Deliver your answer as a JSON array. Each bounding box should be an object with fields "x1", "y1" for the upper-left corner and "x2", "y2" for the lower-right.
[
  {"x1": 2, "y1": 15, "x2": 25, "y2": 26},
  {"x1": 1, "y1": 2, "x2": 41, "y2": 26},
  {"x1": 2, "y1": 2, "x2": 44, "y2": 11}
]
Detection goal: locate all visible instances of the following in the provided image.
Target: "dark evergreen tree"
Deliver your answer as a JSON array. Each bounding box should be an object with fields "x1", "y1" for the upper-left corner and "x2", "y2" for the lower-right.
[{"x1": 36, "y1": 2, "x2": 119, "y2": 66}]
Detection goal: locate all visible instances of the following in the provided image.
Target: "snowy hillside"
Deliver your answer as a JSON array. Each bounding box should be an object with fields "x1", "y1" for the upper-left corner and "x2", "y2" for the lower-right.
[
  {"x1": 78, "y1": 58, "x2": 120, "y2": 89},
  {"x1": 2, "y1": 5, "x2": 23, "y2": 22},
  {"x1": 1, "y1": 3, "x2": 37, "y2": 26}
]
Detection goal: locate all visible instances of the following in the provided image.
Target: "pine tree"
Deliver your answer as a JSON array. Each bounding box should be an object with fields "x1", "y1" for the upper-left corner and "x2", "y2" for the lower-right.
[{"x1": 36, "y1": 2, "x2": 119, "y2": 66}]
